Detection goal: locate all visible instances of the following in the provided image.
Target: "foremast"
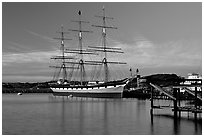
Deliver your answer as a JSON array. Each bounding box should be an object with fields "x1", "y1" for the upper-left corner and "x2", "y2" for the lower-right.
[{"x1": 50, "y1": 25, "x2": 74, "y2": 83}]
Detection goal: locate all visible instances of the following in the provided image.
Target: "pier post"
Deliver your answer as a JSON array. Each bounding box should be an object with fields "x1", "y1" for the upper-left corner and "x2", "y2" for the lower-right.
[
  {"x1": 150, "y1": 86, "x2": 154, "y2": 124},
  {"x1": 178, "y1": 88, "x2": 181, "y2": 118},
  {"x1": 150, "y1": 86, "x2": 154, "y2": 115},
  {"x1": 173, "y1": 88, "x2": 178, "y2": 118},
  {"x1": 194, "y1": 82, "x2": 197, "y2": 120}
]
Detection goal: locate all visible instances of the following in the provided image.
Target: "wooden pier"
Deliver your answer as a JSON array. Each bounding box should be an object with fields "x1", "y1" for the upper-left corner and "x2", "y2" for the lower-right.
[{"x1": 149, "y1": 79, "x2": 202, "y2": 119}]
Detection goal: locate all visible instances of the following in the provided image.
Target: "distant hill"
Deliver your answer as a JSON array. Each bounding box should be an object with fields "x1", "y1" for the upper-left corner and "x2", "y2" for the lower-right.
[
  {"x1": 142, "y1": 73, "x2": 184, "y2": 86},
  {"x1": 124, "y1": 73, "x2": 184, "y2": 90},
  {"x1": 2, "y1": 82, "x2": 50, "y2": 90}
]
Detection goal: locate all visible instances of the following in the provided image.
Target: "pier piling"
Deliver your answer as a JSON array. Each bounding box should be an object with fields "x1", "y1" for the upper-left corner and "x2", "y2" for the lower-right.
[
  {"x1": 194, "y1": 82, "x2": 198, "y2": 119},
  {"x1": 173, "y1": 88, "x2": 178, "y2": 118},
  {"x1": 149, "y1": 80, "x2": 201, "y2": 119},
  {"x1": 150, "y1": 87, "x2": 154, "y2": 115}
]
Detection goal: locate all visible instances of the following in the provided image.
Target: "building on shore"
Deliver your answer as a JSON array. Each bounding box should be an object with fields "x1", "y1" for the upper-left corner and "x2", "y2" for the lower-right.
[{"x1": 180, "y1": 73, "x2": 202, "y2": 92}]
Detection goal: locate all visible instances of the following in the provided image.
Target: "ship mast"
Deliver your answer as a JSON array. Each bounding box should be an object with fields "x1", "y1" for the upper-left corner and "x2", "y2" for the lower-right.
[
  {"x1": 102, "y1": 7, "x2": 108, "y2": 82},
  {"x1": 90, "y1": 6, "x2": 126, "y2": 82},
  {"x1": 66, "y1": 11, "x2": 95, "y2": 85},
  {"x1": 50, "y1": 25, "x2": 74, "y2": 83}
]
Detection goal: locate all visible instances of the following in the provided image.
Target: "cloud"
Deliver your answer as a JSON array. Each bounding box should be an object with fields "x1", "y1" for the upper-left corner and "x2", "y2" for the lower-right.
[
  {"x1": 3, "y1": 30, "x2": 59, "y2": 54},
  {"x1": 111, "y1": 36, "x2": 201, "y2": 69},
  {"x1": 3, "y1": 41, "x2": 37, "y2": 54},
  {"x1": 2, "y1": 50, "x2": 61, "y2": 82},
  {"x1": 2, "y1": 50, "x2": 59, "y2": 66},
  {"x1": 26, "y1": 29, "x2": 57, "y2": 43},
  {"x1": 2, "y1": 34, "x2": 201, "y2": 82},
  {"x1": 7, "y1": 41, "x2": 31, "y2": 51}
]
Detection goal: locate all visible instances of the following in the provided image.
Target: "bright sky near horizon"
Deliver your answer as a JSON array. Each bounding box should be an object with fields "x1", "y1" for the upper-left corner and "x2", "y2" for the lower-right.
[{"x1": 2, "y1": 2, "x2": 202, "y2": 82}]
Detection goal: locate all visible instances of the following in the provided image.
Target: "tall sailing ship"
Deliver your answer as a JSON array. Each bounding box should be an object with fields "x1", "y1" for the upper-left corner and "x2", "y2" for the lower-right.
[{"x1": 49, "y1": 7, "x2": 128, "y2": 98}]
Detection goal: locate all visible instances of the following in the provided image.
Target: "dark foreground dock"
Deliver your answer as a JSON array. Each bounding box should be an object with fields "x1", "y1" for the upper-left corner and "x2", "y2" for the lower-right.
[{"x1": 149, "y1": 79, "x2": 202, "y2": 120}]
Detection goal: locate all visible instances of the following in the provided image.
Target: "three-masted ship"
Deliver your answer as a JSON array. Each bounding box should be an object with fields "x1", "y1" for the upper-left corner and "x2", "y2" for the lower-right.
[{"x1": 50, "y1": 7, "x2": 128, "y2": 98}]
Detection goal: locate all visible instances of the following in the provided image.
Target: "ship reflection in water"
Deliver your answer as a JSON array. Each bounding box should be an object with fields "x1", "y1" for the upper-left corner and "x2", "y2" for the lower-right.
[{"x1": 2, "y1": 94, "x2": 202, "y2": 135}]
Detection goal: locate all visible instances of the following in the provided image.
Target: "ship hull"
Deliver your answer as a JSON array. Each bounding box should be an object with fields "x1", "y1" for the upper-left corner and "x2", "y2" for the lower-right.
[{"x1": 51, "y1": 84, "x2": 125, "y2": 98}]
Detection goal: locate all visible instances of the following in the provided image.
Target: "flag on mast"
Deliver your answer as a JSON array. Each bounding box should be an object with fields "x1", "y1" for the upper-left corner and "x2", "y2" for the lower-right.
[{"x1": 78, "y1": 10, "x2": 81, "y2": 15}]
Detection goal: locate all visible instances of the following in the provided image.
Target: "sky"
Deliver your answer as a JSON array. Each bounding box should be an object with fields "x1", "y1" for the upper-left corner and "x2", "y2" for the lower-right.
[{"x1": 2, "y1": 2, "x2": 202, "y2": 82}]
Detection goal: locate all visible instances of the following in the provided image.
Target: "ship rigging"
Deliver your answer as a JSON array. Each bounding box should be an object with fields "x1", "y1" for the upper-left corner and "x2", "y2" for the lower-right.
[{"x1": 50, "y1": 7, "x2": 128, "y2": 98}]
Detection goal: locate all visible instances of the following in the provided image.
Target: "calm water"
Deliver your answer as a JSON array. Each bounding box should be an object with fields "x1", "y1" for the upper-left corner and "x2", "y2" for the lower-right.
[{"x1": 2, "y1": 94, "x2": 202, "y2": 135}]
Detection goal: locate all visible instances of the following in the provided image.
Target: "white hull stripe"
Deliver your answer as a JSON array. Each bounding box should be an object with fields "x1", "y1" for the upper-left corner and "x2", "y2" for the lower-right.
[{"x1": 51, "y1": 84, "x2": 125, "y2": 93}]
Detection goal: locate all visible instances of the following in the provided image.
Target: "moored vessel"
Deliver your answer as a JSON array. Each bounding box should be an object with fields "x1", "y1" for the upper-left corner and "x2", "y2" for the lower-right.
[{"x1": 50, "y1": 7, "x2": 128, "y2": 98}]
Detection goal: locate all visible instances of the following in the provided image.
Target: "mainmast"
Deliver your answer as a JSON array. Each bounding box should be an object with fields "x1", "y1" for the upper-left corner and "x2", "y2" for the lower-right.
[
  {"x1": 102, "y1": 7, "x2": 108, "y2": 82},
  {"x1": 50, "y1": 25, "x2": 74, "y2": 83},
  {"x1": 66, "y1": 11, "x2": 93, "y2": 85},
  {"x1": 90, "y1": 7, "x2": 126, "y2": 82}
]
